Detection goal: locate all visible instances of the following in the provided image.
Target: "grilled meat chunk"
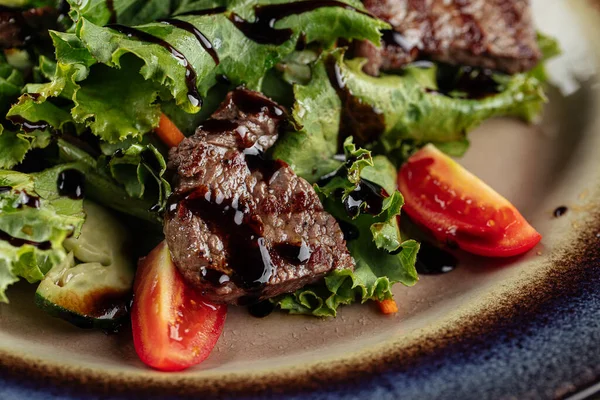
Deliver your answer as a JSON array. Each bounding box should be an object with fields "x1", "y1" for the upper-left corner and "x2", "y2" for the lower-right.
[
  {"x1": 355, "y1": 0, "x2": 541, "y2": 75},
  {"x1": 164, "y1": 89, "x2": 354, "y2": 305}
]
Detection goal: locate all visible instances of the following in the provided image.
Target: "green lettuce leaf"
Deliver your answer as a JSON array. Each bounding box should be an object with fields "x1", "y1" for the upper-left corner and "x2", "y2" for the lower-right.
[
  {"x1": 35, "y1": 0, "x2": 385, "y2": 141},
  {"x1": 57, "y1": 139, "x2": 163, "y2": 223},
  {"x1": 0, "y1": 55, "x2": 24, "y2": 115},
  {"x1": 271, "y1": 55, "x2": 343, "y2": 182},
  {"x1": 100, "y1": 140, "x2": 171, "y2": 211},
  {"x1": 332, "y1": 51, "x2": 547, "y2": 154},
  {"x1": 67, "y1": 0, "x2": 173, "y2": 27},
  {"x1": 0, "y1": 166, "x2": 85, "y2": 302},
  {"x1": 19, "y1": 1, "x2": 386, "y2": 143},
  {"x1": 274, "y1": 139, "x2": 419, "y2": 317}
]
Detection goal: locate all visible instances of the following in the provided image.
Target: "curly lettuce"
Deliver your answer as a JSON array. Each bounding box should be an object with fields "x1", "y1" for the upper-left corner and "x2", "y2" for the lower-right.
[
  {"x1": 274, "y1": 140, "x2": 419, "y2": 317},
  {"x1": 0, "y1": 166, "x2": 85, "y2": 302}
]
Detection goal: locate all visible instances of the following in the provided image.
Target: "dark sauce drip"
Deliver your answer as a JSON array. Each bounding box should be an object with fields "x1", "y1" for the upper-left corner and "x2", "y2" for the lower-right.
[
  {"x1": 57, "y1": 0, "x2": 70, "y2": 20},
  {"x1": 296, "y1": 33, "x2": 307, "y2": 50},
  {"x1": 199, "y1": 119, "x2": 239, "y2": 133},
  {"x1": 435, "y1": 64, "x2": 500, "y2": 100},
  {"x1": 15, "y1": 191, "x2": 41, "y2": 209},
  {"x1": 248, "y1": 300, "x2": 275, "y2": 318},
  {"x1": 105, "y1": 0, "x2": 117, "y2": 24},
  {"x1": 344, "y1": 179, "x2": 387, "y2": 218},
  {"x1": 389, "y1": 246, "x2": 404, "y2": 256},
  {"x1": 273, "y1": 241, "x2": 311, "y2": 265},
  {"x1": 148, "y1": 204, "x2": 162, "y2": 213},
  {"x1": 113, "y1": 148, "x2": 125, "y2": 158},
  {"x1": 201, "y1": 267, "x2": 230, "y2": 286},
  {"x1": 408, "y1": 60, "x2": 435, "y2": 69},
  {"x1": 337, "y1": 220, "x2": 359, "y2": 241},
  {"x1": 180, "y1": 191, "x2": 274, "y2": 290},
  {"x1": 0, "y1": 186, "x2": 11, "y2": 195},
  {"x1": 230, "y1": 1, "x2": 371, "y2": 45},
  {"x1": 325, "y1": 56, "x2": 385, "y2": 147},
  {"x1": 26, "y1": 92, "x2": 42, "y2": 101},
  {"x1": 159, "y1": 18, "x2": 220, "y2": 65},
  {"x1": 416, "y1": 242, "x2": 458, "y2": 275},
  {"x1": 0, "y1": 229, "x2": 52, "y2": 251},
  {"x1": 140, "y1": 149, "x2": 162, "y2": 172},
  {"x1": 175, "y1": 7, "x2": 227, "y2": 17},
  {"x1": 57, "y1": 169, "x2": 85, "y2": 200},
  {"x1": 8, "y1": 115, "x2": 50, "y2": 133},
  {"x1": 231, "y1": 90, "x2": 285, "y2": 118},
  {"x1": 216, "y1": 74, "x2": 231, "y2": 84},
  {"x1": 553, "y1": 206, "x2": 568, "y2": 218},
  {"x1": 107, "y1": 24, "x2": 202, "y2": 107},
  {"x1": 381, "y1": 29, "x2": 419, "y2": 56}
]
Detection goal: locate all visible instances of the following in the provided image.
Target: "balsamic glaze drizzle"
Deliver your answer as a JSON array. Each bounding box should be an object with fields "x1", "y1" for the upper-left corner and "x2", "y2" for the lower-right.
[
  {"x1": 105, "y1": 0, "x2": 117, "y2": 24},
  {"x1": 0, "y1": 229, "x2": 52, "y2": 251},
  {"x1": 57, "y1": 169, "x2": 85, "y2": 200},
  {"x1": 344, "y1": 179, "x2": 386, "y2": 218},
  {"x1": 15, "y1": 191, "x2": 41, "y2": 209},
  {"x1": 8, "y1": 115, "x2": 51, "y2": 133},
  {"x1": 415, "y1": 242, "x2": 458, "y2": 275},
  {"x1": 553, "y1": 206, "x2": 568, "y2": 218},
  {"x1": 178, "y1": 191, "x2": 275, "y2": 290},
  {"x1": 229, "y1": 1, "x2": 372, "y2": 45},
  {"x1": 248, "y1": 300, "x2": 275, "y2": 318},
  {"x1": 159, "y1": 18, "x2": 220, "y2": 65},
  {"x1": 337, "y1": 220, "x2": 359, "y2": 241},
  {"x1": 174, "y1": 7, "x2": 227, "y2": 17},
  {"x1": 381, "y1": 29, "x2": 418, "y2": 55},
  {"x1": 106, "y1": 24, "x2": 202, "y2": 107},
  {"x1": 325, "y1": 56, "x2": 386, "y2": 146}
]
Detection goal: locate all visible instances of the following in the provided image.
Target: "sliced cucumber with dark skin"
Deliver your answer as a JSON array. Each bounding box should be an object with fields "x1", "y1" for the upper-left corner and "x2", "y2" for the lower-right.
[{"x1": 35, "y1": 201, "x2": 135, "y2": 330}]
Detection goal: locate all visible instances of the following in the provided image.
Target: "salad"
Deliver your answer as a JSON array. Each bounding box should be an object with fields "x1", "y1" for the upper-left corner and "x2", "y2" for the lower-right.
[{"x1": 0, "y1": 0, "x2": 558, "y2": 371}]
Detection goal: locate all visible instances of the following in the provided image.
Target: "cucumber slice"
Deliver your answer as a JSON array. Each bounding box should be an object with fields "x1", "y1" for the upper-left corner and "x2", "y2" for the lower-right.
[{"x1": 35, "y1": 201, "x2": 135, "y2": 330}]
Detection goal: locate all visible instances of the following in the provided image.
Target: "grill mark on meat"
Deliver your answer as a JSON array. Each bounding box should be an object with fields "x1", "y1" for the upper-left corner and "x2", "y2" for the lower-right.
[
  {"x1": 165, "y1": 89, "x2": 354, "y2": 304},
  {"x1": 356, "y1": 0, "x2": 541, "y2": 75}
]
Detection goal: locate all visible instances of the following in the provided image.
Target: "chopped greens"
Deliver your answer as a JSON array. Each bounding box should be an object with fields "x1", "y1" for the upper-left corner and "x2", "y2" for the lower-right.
[
  {"x1": 274, "y1": 140, "x2": 419, "y2": 317},
  {"x1": 0, "y1": 0, "x2": 558, "y2": 317}
]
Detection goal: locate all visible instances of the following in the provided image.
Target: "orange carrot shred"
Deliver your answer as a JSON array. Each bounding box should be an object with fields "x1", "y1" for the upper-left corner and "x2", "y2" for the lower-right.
[
  {"x1": 377, "y1": 299, "x2": 398, "y2": 315},
  {"x1": 155, "y1": 113, "x2": 185, "y2": 148}
]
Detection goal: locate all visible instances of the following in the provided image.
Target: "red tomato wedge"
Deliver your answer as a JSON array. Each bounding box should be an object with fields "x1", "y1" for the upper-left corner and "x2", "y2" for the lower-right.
[
  {"x1": 398, "y1": 144, "x2": 541, "y2": 258},
  {"x1": 132, "y1": 241, "x2": 227, "y2": 371}
]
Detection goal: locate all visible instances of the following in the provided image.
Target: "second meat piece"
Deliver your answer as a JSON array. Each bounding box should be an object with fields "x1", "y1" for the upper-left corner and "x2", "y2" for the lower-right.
[{"x1": 164, "y1": 89, "x2": 355, "y2": 305}]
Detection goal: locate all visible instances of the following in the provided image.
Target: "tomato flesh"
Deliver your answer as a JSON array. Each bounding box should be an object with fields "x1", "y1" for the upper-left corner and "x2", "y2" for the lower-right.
[
  {"x1": 131, "y1": 241, "x2": 227, "y2": 371},
  {"x1": 398, "y1": 145, "x2": 541, "y2": 257}
]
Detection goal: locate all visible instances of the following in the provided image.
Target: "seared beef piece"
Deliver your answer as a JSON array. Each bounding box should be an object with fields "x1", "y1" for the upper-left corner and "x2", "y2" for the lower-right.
[
  {"x1": 0, "y1": 7, "x2": 59, "y2": 49},
  {"x1": 355, "y1": 0, "x2": 541, "y2": 76},
  {"x1": 165, "y1": 89, "x2": 354, "y2": 305}
]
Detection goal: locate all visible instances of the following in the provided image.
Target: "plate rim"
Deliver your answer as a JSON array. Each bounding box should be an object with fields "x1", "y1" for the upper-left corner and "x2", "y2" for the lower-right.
[{"x1": 2, "y1": 1, "x2": 600, "y2": 399}]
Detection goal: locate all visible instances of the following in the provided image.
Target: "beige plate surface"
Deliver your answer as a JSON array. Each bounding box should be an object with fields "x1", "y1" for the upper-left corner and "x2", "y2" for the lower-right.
[{"x1": 1, "y1": 0, "x2": 600, "y2": 398}]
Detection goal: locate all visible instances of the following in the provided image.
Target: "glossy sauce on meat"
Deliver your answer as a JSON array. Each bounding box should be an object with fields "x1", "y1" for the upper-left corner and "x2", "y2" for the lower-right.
[
  {"x1": 56, "y1": 169, "x2": 85, "y2": 200},
  {"x1": 229, "y1": 1, "x2": 371, "y2": 45}
]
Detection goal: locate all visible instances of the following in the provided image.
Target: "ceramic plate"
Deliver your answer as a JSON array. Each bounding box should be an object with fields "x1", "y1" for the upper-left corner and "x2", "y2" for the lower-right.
[{"x1": 1, "y1": 1, "x2": 600, "y2": 399}]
